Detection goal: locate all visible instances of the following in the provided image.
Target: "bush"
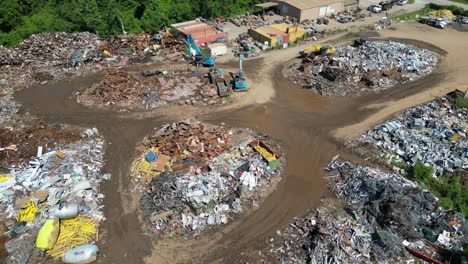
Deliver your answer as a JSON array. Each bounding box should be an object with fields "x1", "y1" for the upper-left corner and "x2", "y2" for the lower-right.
[
  {"x1": 454, "y1": 97, "x2": 468, "y2": 109},
  {"x1": 411, "y1": 163, "x2": 467, "y2": 217},
  {"x1": 412, "y1": 162, "x2": 434, "y2": 181}
]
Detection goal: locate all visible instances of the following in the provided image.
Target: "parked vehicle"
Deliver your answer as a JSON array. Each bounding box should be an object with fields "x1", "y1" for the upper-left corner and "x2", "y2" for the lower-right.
[
  {"x1": 395, "y1": 0, "x2": 408, "y2": 5},
  {"x1": 379, "y1": 1, "x2": 394, "y2": 11},
  {"x1": 418, "y1": 17, "x2": 447, "y2": 29},
  {"x1": 336, "y1": 15, "x2": 353, "y2": 23},
  {"x1": 368, "y1": 5, "x2": 382, "y2": 13}
]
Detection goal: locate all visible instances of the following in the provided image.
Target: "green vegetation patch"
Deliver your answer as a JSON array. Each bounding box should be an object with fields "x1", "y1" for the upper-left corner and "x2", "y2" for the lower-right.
[
  {"x1": 0, "y1": 0, "x2": 264, "y2": 47},
  {"x1": 454, "y1": 96, "x2": 468, "y2": 109},
  {"x1": 410, "y1": 162, "x2": 468, "y2": 218},
  {"x1": 447, "y1": 0, "x2": 468, "y2": 4},
  {"x1": 391, "y1": 3, "x2": 468, "y2": 21}
]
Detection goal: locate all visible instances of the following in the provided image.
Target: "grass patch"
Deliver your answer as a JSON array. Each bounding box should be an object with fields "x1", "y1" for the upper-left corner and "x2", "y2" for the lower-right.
[
  {"x1": 408, "y1": 0, "x2": 416, "y2": 4},
  {"x1": 447, "y1": 0, "x2": 468, "y2": 4},
  {"x1": 454, "y1": 96, "x2": 468, "y2": 109},
  {"x1": 410, "y1": 163, "x2": 468, "y2": 218},
  {"x1": 391, "y1": 6, "x2": 433, "y2": 20}
]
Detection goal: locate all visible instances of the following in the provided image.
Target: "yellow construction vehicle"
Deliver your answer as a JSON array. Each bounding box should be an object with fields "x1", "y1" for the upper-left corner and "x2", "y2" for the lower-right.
[{"x1": 300, "y1": 44, "x2": 336, "y2": 57}]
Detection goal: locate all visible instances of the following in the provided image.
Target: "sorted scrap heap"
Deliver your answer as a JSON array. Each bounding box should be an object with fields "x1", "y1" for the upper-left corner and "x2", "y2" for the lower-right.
[
  {"x1": 288, "y1": 41, "x2": 438, "y2": 96},
  {"x1": 352, "y1": 95, "x2": 467, "y2": 176},
  {"x1": 132, "y1": 120, "x2": 284, "y2": 236},
  {"x1": 271, "y1": 159, "x2": 466, "y2": 263}
]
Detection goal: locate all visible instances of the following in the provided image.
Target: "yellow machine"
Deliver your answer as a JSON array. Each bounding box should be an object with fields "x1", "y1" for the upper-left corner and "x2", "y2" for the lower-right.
[{"x1": 300, "y1": 44, "x2": 335, "y2": 57}]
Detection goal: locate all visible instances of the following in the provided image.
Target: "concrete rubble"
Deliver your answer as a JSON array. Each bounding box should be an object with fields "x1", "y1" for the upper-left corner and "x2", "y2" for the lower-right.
[
  {"x1": 288, "y1": 40, "x2": 438, "y2": 96},
  {"x1": 133, "y1": 120, "x2": 284, "y2": 236},
  {"x1": 269, "y1": 159, "x2": 466, "y2": 263},
  {"x1": 351, "y1": 95, "x2": 467, "y2": 176},
  {"x1": 76, "y1": 68, "x2": 228, "y2": 111}
]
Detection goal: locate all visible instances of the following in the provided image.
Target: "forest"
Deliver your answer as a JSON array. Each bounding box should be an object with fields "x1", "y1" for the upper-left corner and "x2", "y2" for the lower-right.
[{"x1": 0, "y1": 0, "x2": 262, "y2": 47}]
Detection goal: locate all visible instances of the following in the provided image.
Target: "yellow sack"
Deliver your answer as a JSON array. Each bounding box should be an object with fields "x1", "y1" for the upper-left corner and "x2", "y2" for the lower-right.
[{"x1": 36, "y1": 217, "x2": 59, "y2": 250}]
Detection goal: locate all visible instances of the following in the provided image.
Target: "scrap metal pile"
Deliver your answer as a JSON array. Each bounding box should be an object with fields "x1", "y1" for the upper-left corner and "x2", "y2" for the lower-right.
[
  {"x1": 0, "y1": 32, "x2": 100, "y2": 89},
  {"x1": 270, "y1": 159, "x2": 466, "y2": 263},
  {"x1": 0, "y1": 31, "x2": 186, "y2": 91},
  {"x1": 0, "y1": 102, "x2": 108, "y2": 262},
  {"x1": 352, "y1": 96, "x2": 467, "y2": 176},
  {"x1": 100, "y1": 31, "x2": 185, "y2": 64},
  {"x1": 132, "y1": 120, "x2": 283, "y2": 236},
  {"x1": 230, "y1": 13, "x2": 278, "y2": 27},
  {"x1": 77, "y1": 69, "x2": 225, "y2": 111},
  {"x1": 288, "y1": 41, "x2": 438, "y2": 96}
]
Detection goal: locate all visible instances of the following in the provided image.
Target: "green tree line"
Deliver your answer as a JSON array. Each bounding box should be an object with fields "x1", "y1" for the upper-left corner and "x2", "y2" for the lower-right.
[{"x1": 0, "y1": 0, "x2": 262, "y2": 47}]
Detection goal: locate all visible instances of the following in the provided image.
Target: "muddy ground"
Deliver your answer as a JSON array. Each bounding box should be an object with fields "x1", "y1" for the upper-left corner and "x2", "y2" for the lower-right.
[{"x1": 13, "y1": 22, "x2": 468, "y2": 263}]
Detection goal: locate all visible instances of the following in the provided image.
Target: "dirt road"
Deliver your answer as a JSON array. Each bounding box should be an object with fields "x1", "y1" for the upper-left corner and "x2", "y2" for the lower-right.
[{"x1": 14, "y1": 22, "x2": 468, "y2": 263}]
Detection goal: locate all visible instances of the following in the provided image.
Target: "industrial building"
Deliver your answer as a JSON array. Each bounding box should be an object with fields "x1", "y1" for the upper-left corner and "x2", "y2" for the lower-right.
[
  {"x1": 261, "y1": 0, "x2": 346, "y2": 21},
  {"x1": 248, "y1": 23, "x2": 306, "y2": 48},
  {"x1": 171, "y1": 19, "x2": 227, "y2": 46}
]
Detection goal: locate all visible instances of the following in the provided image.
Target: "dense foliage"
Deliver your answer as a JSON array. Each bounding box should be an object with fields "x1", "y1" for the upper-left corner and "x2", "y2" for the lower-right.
[{"x1": 0, "y1": 0, "x2": 262, "y2": 47}]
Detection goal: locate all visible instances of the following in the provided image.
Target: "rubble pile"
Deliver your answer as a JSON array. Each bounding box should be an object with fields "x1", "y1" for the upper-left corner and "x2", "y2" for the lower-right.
[
  {"x1": 352, "y1": 96, "x2": 467, "y2": 175},
  {"x1": 270, "y1": 160, "x2": 466, "y2": 263},
  {"x1": 77, "y1": 69, "x2": 226, "y2": 110},
  {"x1": 133, "y1": 120, "x2": 284, "y2": 236},
  {"x1": 0, "y1": 126, "x2": 109, "y2": 262},
  {"x1": 0, "y1": 32, "x2": 100, "y2": 89},
  {"x1": 288, "y1": 41, "x2": 438, "y2": 96}
]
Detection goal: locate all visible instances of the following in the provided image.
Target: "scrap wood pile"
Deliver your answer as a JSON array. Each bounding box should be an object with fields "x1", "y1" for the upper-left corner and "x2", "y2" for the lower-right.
[
  {"x1": 77, "y1": 69, "x2": 226, "y2": 111},
  {"x1": 351, "y1": 95, "x2": 467, "y2": 176},
  {"x1": 288, "y1": 41, "x2": 438, "y2": 96},
  {"x1": 0, "y1": 124, "x2": 108, "y2": 263},
  {"x1": 132, "y1": 120, "x2": 284, "y2": 236},
  {"x1": 270, "y1": 159, "x2": 466, "y2": 263}
]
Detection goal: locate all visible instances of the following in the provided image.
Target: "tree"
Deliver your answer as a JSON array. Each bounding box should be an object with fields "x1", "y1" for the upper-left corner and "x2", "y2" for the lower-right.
[{"x1": 0, "y1": 0, "x2": 23, "y2": 32}]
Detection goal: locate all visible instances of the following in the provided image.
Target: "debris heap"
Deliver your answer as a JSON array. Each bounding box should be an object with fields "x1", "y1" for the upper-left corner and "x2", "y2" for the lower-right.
[
  {"x1": 352, "y1": 95, "x2": 467, "y2": 176},
  {"x1": 270, "y1": 160, "x2": 466, "y2": 263},
  {"x1": 133, "y1": 120, "x2": 284, "y2": 236},
  {"x1": 77, "y1": 69, "x2": 226, "y2": 111},
  {"x1": 288, "y1": 41, "x2": 438, "y2": 96}
]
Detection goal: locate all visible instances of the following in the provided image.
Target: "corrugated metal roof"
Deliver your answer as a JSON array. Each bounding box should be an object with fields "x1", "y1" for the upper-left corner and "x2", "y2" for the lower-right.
[
  {"x1": 255, "y1": 2, "x2": 279, "y2": 8},
  {"x1": 274, "y1": 0, "x2": 342, "y2": 9}
]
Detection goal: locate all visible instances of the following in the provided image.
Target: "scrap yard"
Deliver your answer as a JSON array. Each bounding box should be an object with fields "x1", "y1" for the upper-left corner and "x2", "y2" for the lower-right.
[{"x1": 0, "y1": 0, "x2": 468, "y2": 263}]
